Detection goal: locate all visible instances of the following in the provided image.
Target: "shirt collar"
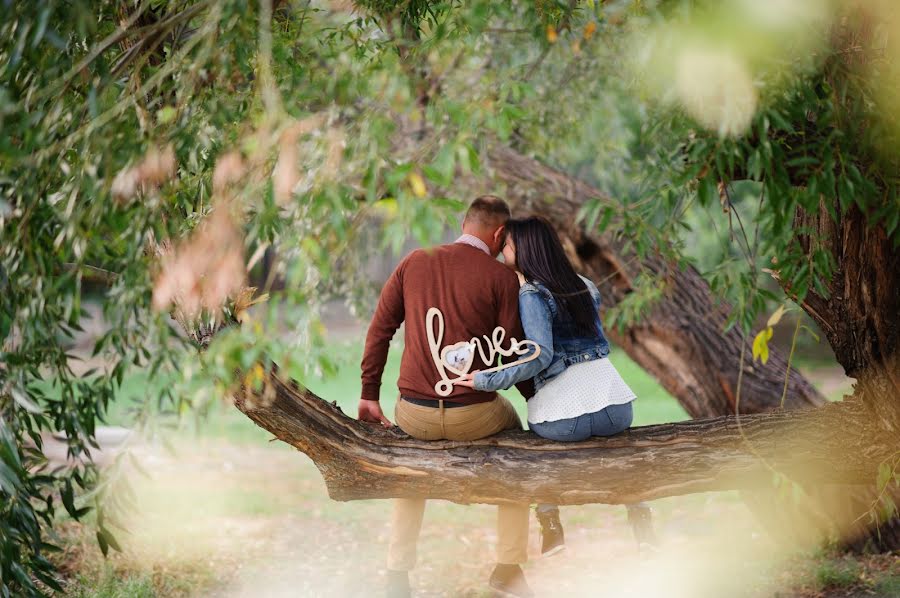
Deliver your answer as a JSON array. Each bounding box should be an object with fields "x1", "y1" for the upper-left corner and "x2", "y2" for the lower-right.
[{"x1": 455, "y1": 234, "x2": 491, "y2": 256}]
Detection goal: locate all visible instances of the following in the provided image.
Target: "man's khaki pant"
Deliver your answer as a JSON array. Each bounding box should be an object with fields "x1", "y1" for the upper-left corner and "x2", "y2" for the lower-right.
[{"x1": 386, "y1": 396, "x2": 530, "y2": 571}]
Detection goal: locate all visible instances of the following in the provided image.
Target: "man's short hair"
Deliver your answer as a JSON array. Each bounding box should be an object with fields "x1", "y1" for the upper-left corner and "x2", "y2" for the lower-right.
[{"x1": 463, "y1": 195, "x2": 511, "y2": 228}]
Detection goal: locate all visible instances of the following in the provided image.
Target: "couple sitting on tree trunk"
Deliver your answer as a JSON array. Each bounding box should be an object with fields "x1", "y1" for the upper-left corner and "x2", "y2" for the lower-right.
[{"x1": 358, "y1": 196, "x2": 657, "y2": 598}]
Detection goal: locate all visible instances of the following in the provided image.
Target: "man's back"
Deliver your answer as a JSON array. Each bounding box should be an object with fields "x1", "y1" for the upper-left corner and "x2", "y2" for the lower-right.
[{"x1": 361, "y1": 242, "x2": 523, "y2": 404}]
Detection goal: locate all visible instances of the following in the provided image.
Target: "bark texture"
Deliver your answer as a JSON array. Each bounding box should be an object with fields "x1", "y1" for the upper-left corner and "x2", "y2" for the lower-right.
[
  {"x1": 785, "y1": 201, "x2": 900, "y2": 550},
  {"x1": 794, "y1": 203, "x2": 900, "y2": 431},
  {"x1": 233, "y1": 368, "x2": 893, "y2": 506}
]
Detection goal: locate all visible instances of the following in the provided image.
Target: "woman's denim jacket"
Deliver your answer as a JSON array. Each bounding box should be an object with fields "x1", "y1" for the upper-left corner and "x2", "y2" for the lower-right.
[{"x1": 474, "y1": 275, "x2": 610, "y2": 392}]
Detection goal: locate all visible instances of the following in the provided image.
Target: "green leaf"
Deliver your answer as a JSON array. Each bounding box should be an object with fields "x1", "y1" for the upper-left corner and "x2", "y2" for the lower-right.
[
  {"x1": 33, "y1": 568, "x2": 64, "y2": 592},
  {"x1": 597, "y1": 206, "x2": 614, "y2": 233},
  {"x1": 98, "y1": 526, "x2": 122, "y2": 553},
  {"x1": 10, "y1": 387, "x2": 42, "y2": 414},
  {"x1": 456, "y1": 143, "x2": 480, "y2": 174},
  {"x1": 785, "y1": 156, "x2": 818, "y2": 168},
  {"x1": 0, "y1": 421, "x2": 21, "y2": 469},
  {"x1": 61, "y1": 480, "x2": 77, "y2": 518},
  {"x1": 697, "y1": 175, "x2": 716, "y2": 207},
  {"x1": 0, "y1": 309, "x2": 10, "y2": 344},
  {"x1": 0, "y1": 461, "x2": 20, "y2": 494},
  {"x1": 768, "y1": 109, "x2": 793, "y2": 132},
  {"x1": 430, "y1": 145, "x2": 456, "y2": 185},
  {"x1": 430, "y1": 197, "x2": 466, "y2": 212},
  {"x1": 800, "y1": 324, "x2": 820, "y2": 343},
  {"x1": 96, "y1": 530, "x2": 109, "y2": 557}
]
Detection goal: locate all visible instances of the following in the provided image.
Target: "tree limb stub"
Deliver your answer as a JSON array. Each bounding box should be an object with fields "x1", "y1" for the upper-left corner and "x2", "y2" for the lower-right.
[{"x1": 233, "y1": 367, "x2": 893, "y2": 506}]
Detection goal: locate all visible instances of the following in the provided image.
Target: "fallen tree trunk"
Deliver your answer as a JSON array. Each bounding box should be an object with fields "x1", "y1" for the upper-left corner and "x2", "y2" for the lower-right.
[{"x1": 234, "y1": 367, "x2": 895, "y2": 506}]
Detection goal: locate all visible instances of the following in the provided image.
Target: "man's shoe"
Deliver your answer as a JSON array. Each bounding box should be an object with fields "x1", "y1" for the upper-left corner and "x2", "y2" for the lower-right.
[
  {"x1": 626, "y1": 503, "x2": 659, "y2": 557},
  {"x1": 489, "y1": 564, "x2": 534, "y2": 598},
  {"x1": 535, "y1": 508, "x2": 566, "y2": 558},
  {"x1": 386, "y1": 569, "x2": 411, "y2": 598}
]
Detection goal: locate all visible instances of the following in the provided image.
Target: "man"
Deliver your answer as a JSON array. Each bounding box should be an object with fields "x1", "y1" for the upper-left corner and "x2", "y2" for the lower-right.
[{"x1": 359, "y1": 195, "x2": 537, "y2": 598}]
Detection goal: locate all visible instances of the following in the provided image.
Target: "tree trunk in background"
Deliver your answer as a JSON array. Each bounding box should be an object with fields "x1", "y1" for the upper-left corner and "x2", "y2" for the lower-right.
[
  {"x1": 794, "y1": 203, "x2": 900, "y2": 432},
  {"x1": 789, "y1": 202, "x2": 900, "y2": 551},
  {"x1": 483, "y1": 144, "x2": 900, "y2": 551}
]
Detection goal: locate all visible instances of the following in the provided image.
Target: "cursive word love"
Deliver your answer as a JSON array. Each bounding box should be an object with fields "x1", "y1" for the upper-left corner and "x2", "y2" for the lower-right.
[{"x1": 426, "y1": 307, "x2": 541, "y2": 397}]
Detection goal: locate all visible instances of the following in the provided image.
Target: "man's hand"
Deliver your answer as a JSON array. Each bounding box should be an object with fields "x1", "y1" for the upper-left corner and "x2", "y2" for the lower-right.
[{"x1": 358, "y1": 399, "x2": 393, "y2": 427}]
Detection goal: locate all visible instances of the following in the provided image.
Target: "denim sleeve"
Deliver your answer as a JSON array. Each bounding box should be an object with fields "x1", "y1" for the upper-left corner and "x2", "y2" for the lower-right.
[{"x1": 473, "y1": 290, "x2": 554, "y2": 391}]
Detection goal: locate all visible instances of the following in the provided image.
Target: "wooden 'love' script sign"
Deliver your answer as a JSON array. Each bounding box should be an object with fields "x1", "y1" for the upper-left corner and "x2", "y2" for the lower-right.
[{"x1": 426, "y1": 307, "x2": 541, "y2": 397}]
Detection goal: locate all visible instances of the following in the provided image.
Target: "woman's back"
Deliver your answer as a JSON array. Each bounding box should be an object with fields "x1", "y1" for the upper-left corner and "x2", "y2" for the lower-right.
[{"x1": 520, "y1": 275, "x2": 611, "y2": 389}]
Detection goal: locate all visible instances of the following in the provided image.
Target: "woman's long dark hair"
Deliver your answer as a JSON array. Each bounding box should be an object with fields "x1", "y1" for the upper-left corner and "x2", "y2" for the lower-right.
[{"x1": 505, "y1": 216, "x2": 597, "y2": 336}]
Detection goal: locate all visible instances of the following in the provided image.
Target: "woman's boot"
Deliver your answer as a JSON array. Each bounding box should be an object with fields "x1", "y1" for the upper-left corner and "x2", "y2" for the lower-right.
[
  {"x1": 535, "y1": 505, "x2": 566, "y2": 557},
  {"x1": 626, "y1": 503, "x2": 659, "y2": 556}
]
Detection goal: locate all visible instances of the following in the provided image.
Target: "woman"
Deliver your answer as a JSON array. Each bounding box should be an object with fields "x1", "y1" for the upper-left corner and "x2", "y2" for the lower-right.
[
  {"x1": 457, "y1": 215, "x2": 635, "y2": 440},
  {"x1": 457, "y1": 215, "x2": 657, "y2": 556}
]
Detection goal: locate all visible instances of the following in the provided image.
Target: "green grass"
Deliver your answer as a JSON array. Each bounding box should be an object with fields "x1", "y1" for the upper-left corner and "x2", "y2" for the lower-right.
[
  {"x1": 65, "y1": 563, "x2": 199, "y2": 598},
  {"x1": 874, "y1": 573, "x2": 900, "y2": 596},
  {"x1": 67, "y1": 573, "x2": 156, "y2": 598},
  {"x1": 814, "y1": 558, "x2": 863, "y2": 591},
  {"x1": 774, "y1": 550, "x2": 900, "y2": 597}
]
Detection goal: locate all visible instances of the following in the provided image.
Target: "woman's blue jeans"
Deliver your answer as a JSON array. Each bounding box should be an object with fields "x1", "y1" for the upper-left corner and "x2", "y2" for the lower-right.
[
  {"x1": 531, "y1": 402, "x2": 642, "y2": 520},
  {"x1": 529, "y1": 401, "x2": 633, "y2": 442}
]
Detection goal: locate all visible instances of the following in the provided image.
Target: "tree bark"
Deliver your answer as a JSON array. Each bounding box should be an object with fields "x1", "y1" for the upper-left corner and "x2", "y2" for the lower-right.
[
  {"x1": 784, "y1": 201, "x2": 900, "y2": 550},
  {"x1": 793, "y1": 203, "x2": 900, "y2": 431},
  {"x1": 233, "y1": 367, "x2": 894, "y2": 506}
]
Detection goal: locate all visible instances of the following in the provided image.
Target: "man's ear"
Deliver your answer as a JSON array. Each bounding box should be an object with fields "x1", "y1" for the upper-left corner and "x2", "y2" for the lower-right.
[{"x1": 494, "y1": 225, "x2": 505, "y2": 244}]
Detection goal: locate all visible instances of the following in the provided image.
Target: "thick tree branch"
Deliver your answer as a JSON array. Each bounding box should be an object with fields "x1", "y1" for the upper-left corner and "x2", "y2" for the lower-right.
[{"x1": 233, "y1": 367, "x2": 894, "y2": 506}]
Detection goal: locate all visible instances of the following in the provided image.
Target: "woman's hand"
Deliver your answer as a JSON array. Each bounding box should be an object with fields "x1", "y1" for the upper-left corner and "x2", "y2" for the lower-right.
[{"x1": 455, "y1": 371, "x2": 479, "y2": 389}]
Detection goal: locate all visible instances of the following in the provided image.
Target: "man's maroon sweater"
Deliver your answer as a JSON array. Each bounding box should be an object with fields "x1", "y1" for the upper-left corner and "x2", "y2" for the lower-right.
[{"x1": 361, "y1": 242, "x2": 527, "y2": 405}]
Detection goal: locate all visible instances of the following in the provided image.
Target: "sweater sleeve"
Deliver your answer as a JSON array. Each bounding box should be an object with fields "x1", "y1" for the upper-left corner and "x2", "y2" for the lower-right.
[{"x1": 360, "y1": 257, "x2": 407, "y2": 401}]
